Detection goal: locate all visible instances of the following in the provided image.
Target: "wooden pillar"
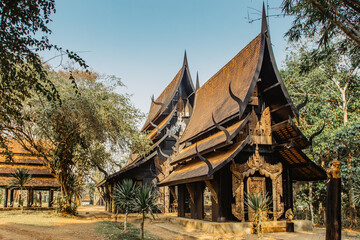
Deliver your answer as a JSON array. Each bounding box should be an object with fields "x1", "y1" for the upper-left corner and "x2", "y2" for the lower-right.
[
  {"x1": 188, "y1": 182, "x2": 204, "y2": 220},
  {"x1": 178, "y1": 184, "x2": 185, "y2": 217},
  {"x1": 213, "y1": 165, "x2": 233, "y2": 222},
  {"x1": 39, "y1": 192, "x2": 42, "y2": 207},
  {"x1": 3, "y1": 188, "x2": 8, "y2": 208},
  {"x1": 284, "y1": 167, "x2": 293, "y2": 213},
  {"x1": 326, "y1": 178, "x2": 341, "y2": 240},
  {"x1": 9, "y1": 189, "x2": 14, "y2": 207},
  {"x1": 30, "y1": 188, "x2": 34, "y2": 206},
  {"x1": 48, "y1": 189, "x2": 54, "y2": 207},
  {"x1": 27, "y1": 188, "x2": 31, "y2": 207},
  {"x1": 195, "y1": 182, "x2": 204, "y2": 220}
]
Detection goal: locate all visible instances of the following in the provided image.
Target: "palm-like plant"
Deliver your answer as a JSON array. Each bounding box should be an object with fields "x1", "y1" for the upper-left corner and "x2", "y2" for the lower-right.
[
  {"x1": 9, "y1": 168, "x2": 32, "y2": 213},
  {"x1": 245, "y1": 192, "x2": 271, "y2": 235},
  {"x1": 133, "y1": 184, "x2": 159, "y2": 239},
  {"x1": 113, "y1": 179, "x2": 136, "y2": 230}
]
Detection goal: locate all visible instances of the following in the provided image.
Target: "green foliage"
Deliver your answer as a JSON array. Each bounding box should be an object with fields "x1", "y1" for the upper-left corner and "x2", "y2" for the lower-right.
[
  {"x1": 9, "y1": 168, "x2": 32, "y2": 190},
  {"x1": 245, "y1": 192, "x2": 271, "y2": 234},
  {"x1": 9, "y1": 168, "x2": 32, "y2": 212},
  {"x1": 114, "y1": 179, "x2": 136, "y2": 213},
  {"x1": 95, "y1": 221, "x2": 159, "y2": 240},
  {"x1": 133, "y1": 184, "x2": 159, "y2": 217},
  {"x1": 0, "y1": 1, "x2": 88, "y2": 157},
  {"x1": 133, "y1": 184, "x2": 159, "y2": 239},
  {"x1": 3, "y1": 69, "x2": 151, "y2": 214},
  {"x1": 55, "y1": 195, "x2": 77, "y2": 215},
  {"x1": 281, "y1": 38, "x2": 360, "y2": 227},
  {"x1": 282, "y1": 0, "x2": 360, "y2": 47}
]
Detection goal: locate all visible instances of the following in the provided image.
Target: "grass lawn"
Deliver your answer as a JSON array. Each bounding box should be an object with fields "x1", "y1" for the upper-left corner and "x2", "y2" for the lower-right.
[{"x1": 95, "y1": 221, "x2": 160, "y2": 240}]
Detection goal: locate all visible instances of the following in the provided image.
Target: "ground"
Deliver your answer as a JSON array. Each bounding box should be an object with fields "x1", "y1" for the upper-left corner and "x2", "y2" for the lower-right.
[{"x1": 0, "y1": 206, "x2": 358, "y2": 240}]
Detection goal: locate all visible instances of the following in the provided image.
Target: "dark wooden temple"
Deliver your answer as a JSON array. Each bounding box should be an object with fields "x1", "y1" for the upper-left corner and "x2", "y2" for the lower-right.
[
  {"x1": 158, "y1": 8, "x2": 327, "y2": 222},
  {"x1": 0, "y1": 141, "x2": 59, "y2": 208},
  {"x1": 97, "y1": 53, "x2": 196, "y2": 213}
]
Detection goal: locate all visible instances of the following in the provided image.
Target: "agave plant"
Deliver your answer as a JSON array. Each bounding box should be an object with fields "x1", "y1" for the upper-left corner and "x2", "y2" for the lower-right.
[
  {"x1": 245, "y1": 192, "x2": 271, "y2": 235},
  {"x1": 133, "y1": 184, "x2": 159, "y2": 239},
  {"x1": 113, "y1": 179, "x2": 136, "y2": 230},
  {"x1": 9, "y1": 168, "x2": 32, "y2": 213}
]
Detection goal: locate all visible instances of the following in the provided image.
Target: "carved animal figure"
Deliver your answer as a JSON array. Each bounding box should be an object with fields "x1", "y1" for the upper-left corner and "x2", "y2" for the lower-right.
[
  {"x1": 285, "y1": 208, "x2": 294, "y2": 222},
  {"x1": 326, "y1": 159, "x2": 340, "y2": 179}
]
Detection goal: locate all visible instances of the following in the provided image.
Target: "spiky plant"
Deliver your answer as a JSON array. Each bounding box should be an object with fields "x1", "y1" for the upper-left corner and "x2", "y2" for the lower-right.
[
  {"x1": 113, "y1": 179, "x2": 136, "y2": 230},
  {"x1": 133, "y1": 184, "x2": 159, "y2": 239},
  {"x1": 9, "y1": 168, "x2": 32, "y2": 213},
  {"x1": 245, "y1": 192, "x2": 271, "y2": 235}
]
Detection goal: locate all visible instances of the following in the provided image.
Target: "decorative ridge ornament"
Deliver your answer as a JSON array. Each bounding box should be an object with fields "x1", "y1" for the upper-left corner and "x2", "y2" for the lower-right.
[
  {"x1": 296, "y1": 91, "x2": 308, "y2": 112},
  {"x1": 212, "y1": 113, "x2": 231, "y2": 144},
  {"x1": 151, "y1": 95, "x2": 166, "y2": 108},
  {"x1": 229, "y1": 82, "x2": 243, "y2": 119},
  {"x1": 195, "y1": 144, "x2": 214, "y2": 176},
  {"x1": 309, "y1": 121, "x2": 325, "y2": 145},
  {"x1": 149, "y1": 121, "x2": 161, "y2": 134}
]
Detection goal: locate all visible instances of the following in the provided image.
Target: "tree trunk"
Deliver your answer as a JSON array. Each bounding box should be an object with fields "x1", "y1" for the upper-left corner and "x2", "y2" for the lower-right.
[
  {"x1": 20, "y1": 187, "x2": 23, "y2": 214},
  {"x1": 309, "y1": 183, "x2": 314, "y2": 225},
  {"x1": 124, "y1": 210, "x2": 128, "y2": 231},
  {"x1": 115, "y1": 207, "x2": 118, "y2": 223},
  {"x1": 347, "y1": 154, "x2": 358, "y2": 227},
  {"x1": 140, "y1": 211, "x2": 145, "y2": 239}
]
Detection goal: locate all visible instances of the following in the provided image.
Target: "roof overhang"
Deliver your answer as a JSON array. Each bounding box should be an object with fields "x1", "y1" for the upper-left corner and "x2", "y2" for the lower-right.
[{"x1": 158, "y1": 136, "x2": 249, "y2": 186}]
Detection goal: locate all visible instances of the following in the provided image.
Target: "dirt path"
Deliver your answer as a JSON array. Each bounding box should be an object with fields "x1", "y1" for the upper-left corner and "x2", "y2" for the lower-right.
[
  {"x1": 0, "y1": 208, "x2": 105, "y2": 240},
  {"x1": 0, "y1": 221, "x2": 104, "y2": 240}
]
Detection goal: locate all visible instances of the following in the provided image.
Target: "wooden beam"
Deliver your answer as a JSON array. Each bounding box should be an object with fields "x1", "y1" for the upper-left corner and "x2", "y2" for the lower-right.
[
  {"x1": 270, "y1": 103, "x2": 291, "y2": 113},
  {"x1": 186, "y1": 183, "x2": 195, "y2": 204},
  {"x1": 263, "y1": 82, "x2": 280, "y2": 93},
  {"x1": 205, "y1": 180, "x2": 218, "y2": 204},
  {"x1": 169, "y1": 186, "x2": 177, "y2": 200}
]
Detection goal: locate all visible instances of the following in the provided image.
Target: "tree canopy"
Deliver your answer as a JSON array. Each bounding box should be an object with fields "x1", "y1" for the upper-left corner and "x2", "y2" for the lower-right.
[
  {"x1": 281, "y1": 39, "x2": 360, "y2": 227},
  {"x1": 0, "y1": 0, "x2": 87, "y2": 153},
  {"x1": 282, "y1": 0, "x2": 360, "y2": 46},
  {"x1": 3, "y1": 69, "x2": 151, "y2": 212}
]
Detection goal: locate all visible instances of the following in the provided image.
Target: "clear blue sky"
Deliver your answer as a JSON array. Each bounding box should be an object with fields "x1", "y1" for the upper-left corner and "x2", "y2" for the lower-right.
[{"x1": 42, "y1": 0, "x2": 293, "y2": 120}]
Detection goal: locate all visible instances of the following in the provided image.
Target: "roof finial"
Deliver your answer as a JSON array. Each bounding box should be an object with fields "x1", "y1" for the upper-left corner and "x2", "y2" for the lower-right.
[
  {"x1": 183, "y1": 49, "x2": 188, "y2": 67},
  {"x1": 261, "y1": 2, "x2": 269, "y2": 35},
  {"x1": 196, "y1": 72, "x2": 200, "y2": 90}
]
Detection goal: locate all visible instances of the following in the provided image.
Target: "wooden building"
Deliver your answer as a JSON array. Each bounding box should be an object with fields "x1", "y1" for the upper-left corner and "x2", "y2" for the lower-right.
[
  {"x1": 158, "y1": 8, "x2": 327, "y2": 222},
  {"x1": 97, "y1": 53, "x2": 196, "y2": 213},
  {"x1": 0, "y1": 141, "x2": 59, "y2": 208}
]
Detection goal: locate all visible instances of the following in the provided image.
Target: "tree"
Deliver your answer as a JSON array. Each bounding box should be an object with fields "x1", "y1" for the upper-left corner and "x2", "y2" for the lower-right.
[
  {"x1": 2, "y1": 69, "x2": 151, "y2": 213},
  {"x1": 281, "y1": 39, "x2": 360, "y2": 227},
  {"x1": 9, "y1": 168, "x2": 32, "y2": 213},
  {"x1": 113, "y1": 179, "x2": 136, "y2": 230},
  {"x1": 0, "y1": 0, "x2": 87, "y2": 156},
  {"x1": 133, "y1": 184, "x2": 159, "y2": 239},
  {"x1": 282, "y1": 0, "x2": 360, "y2": 46}
]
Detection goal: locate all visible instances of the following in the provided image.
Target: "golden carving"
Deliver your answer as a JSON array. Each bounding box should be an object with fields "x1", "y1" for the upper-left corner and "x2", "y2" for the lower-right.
[
  {"x1": 248, "y1": 107, "x2": 272, "y2": 145},
  {"x1": 230, "y1": 144, "x2": 284, "y2": 221},
  {"x1": 327, "y1": 159, "x2": 340, "y2": 179}
]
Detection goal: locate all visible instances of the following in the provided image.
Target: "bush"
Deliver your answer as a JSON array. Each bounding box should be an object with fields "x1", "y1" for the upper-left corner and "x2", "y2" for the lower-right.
[{"x1": 55, "y1": 196, "x2": 77, "y2": 215}]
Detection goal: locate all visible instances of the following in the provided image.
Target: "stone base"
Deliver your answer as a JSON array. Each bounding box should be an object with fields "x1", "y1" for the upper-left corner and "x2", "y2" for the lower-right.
[
  {"x1": 167, "y1": 217, "x2": 312, "y2": 234},
  {"x1": 286, "y1": 222, "x2": 295, "y2": 232}
]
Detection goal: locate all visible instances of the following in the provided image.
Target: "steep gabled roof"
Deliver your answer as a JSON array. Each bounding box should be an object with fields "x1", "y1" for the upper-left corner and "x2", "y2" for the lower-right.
[
  {"x1": 180, "y1": 7, "x2": 298, "y2": 144},
  {"x1": 0, "y1": 141, "x2": 59, "y2": 188},
  {"x1": 141, "y1": 52, "x2": 195, "y2": 132},
  {"x1": 180, "y1": 35, "x2": 262, "y2": 143}
]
